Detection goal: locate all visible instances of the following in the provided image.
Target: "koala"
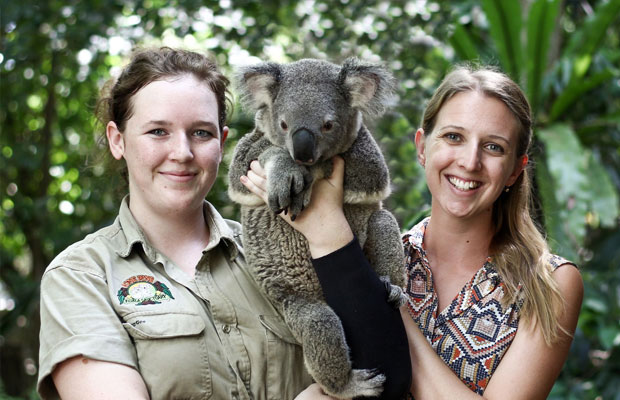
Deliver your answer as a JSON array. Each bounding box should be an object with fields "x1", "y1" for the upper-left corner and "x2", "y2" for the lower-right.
[{"x1": 228, "y1": 58, "x2": 406, "y2": 399}]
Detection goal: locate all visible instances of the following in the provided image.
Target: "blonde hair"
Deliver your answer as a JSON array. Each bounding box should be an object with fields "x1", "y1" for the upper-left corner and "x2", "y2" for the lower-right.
[{"x1": 421, "y1": 64, "x2": 565, "y2": 344}]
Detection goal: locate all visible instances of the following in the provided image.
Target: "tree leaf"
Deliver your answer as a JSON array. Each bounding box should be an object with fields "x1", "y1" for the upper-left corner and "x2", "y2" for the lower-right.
[
  {"x1": 449, "y1": 24, "x2": 479, "y2": 61},
  {"x1": 536, "y1": 155, "x2": 579, "y2": 260},
  {"x1": 565, "y1": 0, "x2": 620, "y2": 78},
  {"x1": 526, "y1": 0, "x2": 561, "y2": 114},
  {"x1": 549, "y1": 69, "x2": 614, "y2": 122},
  {"x1": 585, "y1": 153, "x2": 620, "y2": 228},
  {"x1": 537, "y1": 124, "x2": 590, "y2": 256},
  {"x1": 481, "y1": 0, "x2": 523, "y2": 79}
]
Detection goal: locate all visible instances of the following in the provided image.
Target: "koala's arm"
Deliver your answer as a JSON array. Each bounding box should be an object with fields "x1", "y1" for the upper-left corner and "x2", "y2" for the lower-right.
[
  {"x1": 312, "y1": 238, "x2": 412, "y2": 400},
  {"x1": 258, "y1": 146, "x2": 313, "y2": 218},
  {"x1": 228, "y1": 129, "x2": 274, "y2": 206},
  {"x1": 340, "y1": 126, "x2": 391, "y2": 205}
]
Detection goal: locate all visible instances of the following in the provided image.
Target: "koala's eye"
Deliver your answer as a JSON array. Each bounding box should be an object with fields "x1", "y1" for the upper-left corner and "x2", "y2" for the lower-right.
[
  {"x1": 323, "y1": 121, "x2": 334, "y2": 131},
  {"x1": 280, "y1": 121, "x2": 288, "y2": 130}
]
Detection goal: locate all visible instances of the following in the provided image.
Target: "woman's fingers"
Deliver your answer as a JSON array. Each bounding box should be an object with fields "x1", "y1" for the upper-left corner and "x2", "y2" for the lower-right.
[
  {"x1": 240, "y1": 160, "x2": 268, "y2": 203},
  {"x1": 327, "y1": 155, "x2": 345, "y2": 188}
]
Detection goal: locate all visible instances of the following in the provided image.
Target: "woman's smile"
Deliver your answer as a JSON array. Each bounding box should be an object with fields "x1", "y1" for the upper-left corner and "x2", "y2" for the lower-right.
[{"x1": 446, "y1": 175, "x2": 482, "y2": 191}]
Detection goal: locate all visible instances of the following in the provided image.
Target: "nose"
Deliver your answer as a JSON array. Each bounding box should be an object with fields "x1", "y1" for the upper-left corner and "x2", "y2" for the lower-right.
[
  {"x1": 169, "y1": 133, "x2": 194, "y2": 162},
  {"x1": 292, "y1": 128, "x2": 316, "y2": 164},
  {"x1": 458, "y1": 143, "x2": 482, "y2": 171}
]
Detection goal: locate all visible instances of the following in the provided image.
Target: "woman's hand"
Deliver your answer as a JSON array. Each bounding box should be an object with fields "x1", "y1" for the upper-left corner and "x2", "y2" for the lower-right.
[
  {"x1": 241, "y1": 156, "x2": 353, "y2": 258},
  {"x1": 294, "y1": 383, "x2": 347, "y2": 400}
]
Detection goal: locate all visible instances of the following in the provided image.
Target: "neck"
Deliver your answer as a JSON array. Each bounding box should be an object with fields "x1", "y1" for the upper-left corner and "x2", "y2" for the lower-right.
[
  {"x1": 128, "y1": 199, "x2": 210, "y2": 274},
  {"x1": 425, "y1": 211, "x2": 494, "y2": 271}
]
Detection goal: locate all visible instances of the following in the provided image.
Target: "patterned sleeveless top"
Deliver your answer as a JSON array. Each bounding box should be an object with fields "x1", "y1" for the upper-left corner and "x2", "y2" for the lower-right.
[{"x1": 403, "y1": 217, "x2": 572, "y2": 394}]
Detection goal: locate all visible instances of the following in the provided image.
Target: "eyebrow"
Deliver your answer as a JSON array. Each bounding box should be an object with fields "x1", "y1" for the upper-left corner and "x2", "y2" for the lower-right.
[
  {"x1": 487, "y1": 134, "x2": 511, "y2": 145},
  {"x1": 436, "y1": 124, "x2": 465, "y2": 132},
  {"x1": 142, "y1": 120, "x2": 220, "y2": 131}
]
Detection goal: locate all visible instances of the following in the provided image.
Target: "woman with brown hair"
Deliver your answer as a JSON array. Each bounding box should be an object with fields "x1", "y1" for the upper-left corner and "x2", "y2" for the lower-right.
[{"x1": 38, "y1": 47, "x2": 314, "y2": 400}]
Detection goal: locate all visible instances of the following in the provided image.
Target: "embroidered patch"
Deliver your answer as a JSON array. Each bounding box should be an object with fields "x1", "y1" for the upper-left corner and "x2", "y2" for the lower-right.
[{"x1": 117, "y1": 275, "x2": 175, "y2": 306}]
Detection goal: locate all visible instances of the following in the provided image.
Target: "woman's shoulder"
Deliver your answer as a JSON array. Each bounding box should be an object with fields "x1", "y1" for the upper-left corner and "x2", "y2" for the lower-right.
[
  {"x1": 547, "y1": 253, "x2": 583, "y2": 305},
  {"x1": 547, "y1": 253, "x2": 577, "y2": 271},
  {"x1": 402, "y1": 217, "x2": 430, "y2": 247},
  {"x1": 45, "y1": 218, "x2": 124, "y2": 278}
]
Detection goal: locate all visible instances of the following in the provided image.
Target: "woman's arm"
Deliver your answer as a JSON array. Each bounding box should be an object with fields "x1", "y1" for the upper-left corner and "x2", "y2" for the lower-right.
[
  {"x1": 402, "y1": 263, "x2": 583, "y2": 400},
  {"x1": 294, "y1": 383, "x2": 344, "y2": 400},
  {"x1": 53, "y1": 356, "x2": 150, "y2": 400},
  {"x1": 241, "y1": 157, "x2": 411, "y2": 399},
  {"x1": 483, "y1": 264, "x2": 583, "y2": 399}
]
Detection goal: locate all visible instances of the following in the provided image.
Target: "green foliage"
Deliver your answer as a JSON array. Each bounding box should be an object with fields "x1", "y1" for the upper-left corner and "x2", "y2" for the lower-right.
[{"x1": 1, "y1": 0, "x2": 619, "y2": 397}]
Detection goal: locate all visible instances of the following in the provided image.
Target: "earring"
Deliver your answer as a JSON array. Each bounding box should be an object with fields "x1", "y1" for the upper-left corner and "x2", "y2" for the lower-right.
[{"x1": 504, "y1": 186, "x2": 510, "y2": 193}]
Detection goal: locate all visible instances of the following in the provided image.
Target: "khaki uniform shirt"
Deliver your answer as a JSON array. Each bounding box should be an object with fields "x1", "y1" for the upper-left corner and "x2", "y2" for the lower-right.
[{"x1": 38, "y1": 197, "x2": 312, "y2": 400}]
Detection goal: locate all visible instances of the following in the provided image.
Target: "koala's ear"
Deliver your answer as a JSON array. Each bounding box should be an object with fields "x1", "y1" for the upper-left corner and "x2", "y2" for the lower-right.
[
  {"x1": 236, "y1": 63, "x2": 281, "y2": 112},
  {"x1": 339, "y1": 57, "x2": 396, "y2": 118}
]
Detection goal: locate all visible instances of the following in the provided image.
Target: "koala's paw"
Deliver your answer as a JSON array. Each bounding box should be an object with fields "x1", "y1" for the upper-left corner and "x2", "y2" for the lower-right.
[
  {"x1": 288, "y1": 183, "x2": 313, "y2": 221},
  {"x1": 267, "y1": 166, "x2": 312, "y2": 219},
  {"x1": 380, "y1": 276, "x2": 408, "y2": 308},
  {"x1": 343, "y1": 369, "x2": 385, "y2": 398}
]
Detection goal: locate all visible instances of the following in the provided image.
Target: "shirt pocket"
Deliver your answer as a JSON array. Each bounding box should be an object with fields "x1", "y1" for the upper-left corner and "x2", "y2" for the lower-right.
[
  {"x1": 259, "y1": 314, "x2": 312, "y2": 400},
  {"x1": 122, "y1": 312, "x2": 212, "y2": 400}
]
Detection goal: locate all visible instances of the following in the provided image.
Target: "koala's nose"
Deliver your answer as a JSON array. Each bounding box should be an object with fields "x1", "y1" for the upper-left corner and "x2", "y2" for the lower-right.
[{"x1": 292, "y1": 128, "x2": 316, "y2": 164}]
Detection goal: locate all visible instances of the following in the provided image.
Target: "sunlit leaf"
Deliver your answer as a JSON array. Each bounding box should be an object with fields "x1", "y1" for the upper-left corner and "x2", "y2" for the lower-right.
[
  {"x1": 585, "y1": 154, "x2": 620, "y2": 228},
  {"x1": 584, "y1": 297, "x2": 608, "y2": 313},
  {"x1": 537, "y1": 124, "x2": 589, "y2": 255},
  {"x1": 598, "y1": 325, "x2": 620, "y2": 350},
  {"x1": 564, "y1": 0, "x2": 620, "y2": 78}
]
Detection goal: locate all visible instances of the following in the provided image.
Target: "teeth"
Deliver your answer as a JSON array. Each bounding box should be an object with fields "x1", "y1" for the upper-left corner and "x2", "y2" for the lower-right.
[{"x1": 449, "y1": 176, "x2": 481, "y2": 191}]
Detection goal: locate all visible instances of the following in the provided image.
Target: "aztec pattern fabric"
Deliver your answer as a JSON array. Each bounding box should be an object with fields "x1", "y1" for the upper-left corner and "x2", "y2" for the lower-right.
[{"x1": 402, "y1": 217, "x2": 571, "y2": 394}]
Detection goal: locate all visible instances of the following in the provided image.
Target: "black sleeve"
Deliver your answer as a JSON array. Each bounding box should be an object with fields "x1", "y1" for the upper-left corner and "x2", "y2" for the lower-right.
[{"x1": 313, "y1": 237, "x2": 411, "y2": 400}]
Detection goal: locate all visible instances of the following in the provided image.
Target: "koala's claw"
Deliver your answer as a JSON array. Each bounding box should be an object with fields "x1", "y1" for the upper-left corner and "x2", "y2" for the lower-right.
[
  {"x1": 266, "y1": 163, "x2": 311, "y2": 217},
  {"x1": 380, "y1": 276, "x2": 408, "y2": 308},
  {"x1": 335, "y1": 369, "x2": 385, "y2": 399}
]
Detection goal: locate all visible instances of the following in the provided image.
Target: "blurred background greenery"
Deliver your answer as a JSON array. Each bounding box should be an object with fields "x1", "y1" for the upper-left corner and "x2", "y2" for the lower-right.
[{"x1": 1, "y1": 0, "x2": 619, "y2": 398}]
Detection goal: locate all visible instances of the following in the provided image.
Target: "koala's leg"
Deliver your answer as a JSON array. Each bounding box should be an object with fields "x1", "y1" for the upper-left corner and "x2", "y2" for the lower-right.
[
  {"x1": 364, "y1": 209, "x2": 408, "y2": 307},
  {"x1": 258, "y1": 146, "x2": 313, "y2": 219},
  {"x1": 282, "y1": 297, "x2": 385, "y2": 399}
]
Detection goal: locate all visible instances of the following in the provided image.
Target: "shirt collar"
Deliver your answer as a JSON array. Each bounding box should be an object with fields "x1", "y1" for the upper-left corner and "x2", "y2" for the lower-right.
[
  {"x1": 115, "y1": 195, "x2": 239, "y2": 260},
  {"x1": 403, "y1": 216, "x2": 430, "y2": 257},
  {"x1": 202, "y1": 201, "x2": 239, "y2": 259}
]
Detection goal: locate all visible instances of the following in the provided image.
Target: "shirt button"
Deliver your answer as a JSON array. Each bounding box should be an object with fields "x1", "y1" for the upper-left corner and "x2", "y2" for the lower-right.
[{"x1": 223, "y1": 324, "x2": 231, "y2": 333}]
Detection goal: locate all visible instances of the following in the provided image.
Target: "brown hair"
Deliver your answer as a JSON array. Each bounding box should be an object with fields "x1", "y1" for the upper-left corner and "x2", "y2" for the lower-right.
[
  {"x1": 421, "y1": 64, "x2": 565, "y2": 344},
  {"x1": 95, "y1": 47, "x2": 232, "y2": 183}
]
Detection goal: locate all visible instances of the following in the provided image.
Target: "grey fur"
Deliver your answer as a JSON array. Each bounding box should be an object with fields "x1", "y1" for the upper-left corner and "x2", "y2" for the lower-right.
[{"x1": 228, "y1": 58, "x2": 406, "y2": 399}]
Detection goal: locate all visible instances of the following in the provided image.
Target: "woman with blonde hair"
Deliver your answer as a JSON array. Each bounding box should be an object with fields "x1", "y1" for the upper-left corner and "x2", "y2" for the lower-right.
[
  {"x1": 243, "y1": 64, "x2": 583, "y2": 399},
  {"x1": 399, "y1": 65, "x2": 583, "y2": 398}
]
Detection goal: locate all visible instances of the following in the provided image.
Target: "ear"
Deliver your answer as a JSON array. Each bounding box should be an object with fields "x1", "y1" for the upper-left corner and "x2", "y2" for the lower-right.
[
  {"x1": 414, "y1": 128, "x2": 426, "y2": 167},
  {"x1": 220, "y1": 126, "x2": 229, "y2": 150},
  {"x1": 339, "y1": 57, "x2": 396, "y2": 118},
  {"x1": 506, "y1": 154, "x2": 528, "y2": 187},
  {"x1": 106, "y1": 121, "x2": 125, "y2": 160},
  {"x1": 236, "y1": 63, "x2": 281, "y2": 112}
]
